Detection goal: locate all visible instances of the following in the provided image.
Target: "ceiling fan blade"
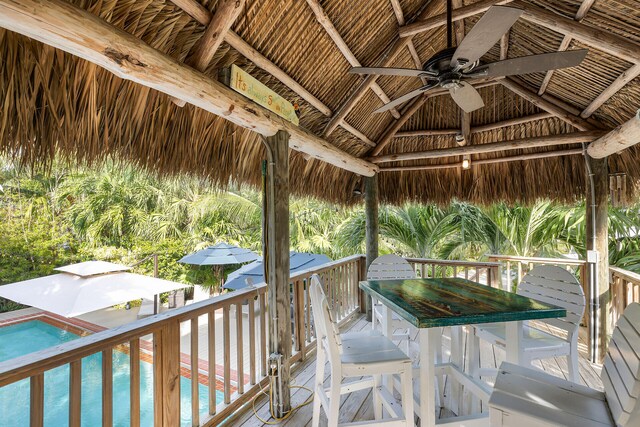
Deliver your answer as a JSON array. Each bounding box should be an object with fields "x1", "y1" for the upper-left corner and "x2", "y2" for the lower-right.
[
  {"x1": 374, "y1": 85, "x2": 434, "y2": 113},
  {"x1": 449, "y1": 81, "x2": 484, "y2": 113},
  {"x1": 478, "y1": 49, "x2": 588, "y2": 77},
  {"x1": 350, "y1": 67, "x2": 426, "y2": 77},
  {"x1": 452, "y1": 6, "x2": 523, "y2": 66}
]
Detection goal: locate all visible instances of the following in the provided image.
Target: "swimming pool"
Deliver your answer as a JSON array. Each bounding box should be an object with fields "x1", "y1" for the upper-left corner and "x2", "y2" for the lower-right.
[{"x1": 0, "y1": 320, "x2": 222, "y2": 426}]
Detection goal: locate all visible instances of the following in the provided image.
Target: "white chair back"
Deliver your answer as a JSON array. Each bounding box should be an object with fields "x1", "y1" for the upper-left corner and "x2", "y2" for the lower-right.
[
  {"x1": 367, "y1": 254, "x2": 416, "y2": 280},
  {"x1": 603, "y1": 302, "x2": 640, "y2": 426},
  {"x1": 310, "y1": 275, "x2": 342, "y2": 361},
  {"x1": 516, "y1": 265, "x2": 585, "y2": 336}
]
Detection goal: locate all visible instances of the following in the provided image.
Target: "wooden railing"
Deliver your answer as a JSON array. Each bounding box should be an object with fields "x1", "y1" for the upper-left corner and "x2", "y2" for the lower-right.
[
  {"x1": 0, "y1": 255, "x2": 364, "y2": 427},
  {"x1": 610, "y1": 266, "x2": 640, "y2": 324},
  {"x1": 406, "y1": 258, "x2": 501, "y2": 288}
]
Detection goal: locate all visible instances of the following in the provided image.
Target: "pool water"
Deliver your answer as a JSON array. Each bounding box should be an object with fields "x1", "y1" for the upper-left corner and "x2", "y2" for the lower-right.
[{"x1": 0, "y1": 320, "x2": 222, "y2": 427}]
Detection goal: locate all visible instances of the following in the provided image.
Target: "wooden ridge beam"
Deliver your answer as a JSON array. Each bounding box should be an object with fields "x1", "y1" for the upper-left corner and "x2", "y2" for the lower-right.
[
  {"x1": 379, "y1": 148, "x2": 584, "y2": 171},
  {"x1": 304, "y1": 0, "x2": 400, "y2": 119},
  {"x1": 501, "y1": 77, "x2": 597, "y2": 131},
  {"x1": 0, "y1": 0, "x2": 377, "y2": 176},
  {"x1": 399, "y1": 0, "x2": 513, "y2": 38},
  {"x1": 323, "y1": 0, "x2": 445, "y2": 136},
  {"x1": 172, "y1": 0, "x2": 245, "y2": 107},
  {"x1": 587, "y1": 110, "x2": 640, "y2": 158},
  {"x1": 371, "y1": 130, "x2": 605, "y2": 163},
  {"x1": 167, "y1": 0, "x2": 332, "y2": 116},
  {"x1": 538, "y1": 0, "x2": 597, "y2": 96},
  {"x1": 581, "y1": 64, "x2": 640, "y2": 118}
]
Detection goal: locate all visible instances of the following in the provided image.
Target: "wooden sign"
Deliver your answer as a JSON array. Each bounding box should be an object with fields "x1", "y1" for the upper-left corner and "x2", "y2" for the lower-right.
[{"x1": 229, "y1": 65, "x2": 299, "y2": 125}]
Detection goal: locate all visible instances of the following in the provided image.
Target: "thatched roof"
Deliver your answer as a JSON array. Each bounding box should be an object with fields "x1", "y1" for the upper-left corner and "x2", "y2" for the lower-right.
[{"x1": 0, "y1": 0, "x2": 639, "y2": 205}]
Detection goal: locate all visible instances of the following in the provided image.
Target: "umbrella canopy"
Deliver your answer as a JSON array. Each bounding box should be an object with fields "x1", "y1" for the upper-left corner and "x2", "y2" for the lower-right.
[
  {"x1": 178, "y1": 242, "x2": 258, "y2": 266},
  {"x1": 223, "y1": 252, "x2": 332, "y2": 291},
  {"x1": 0, "y1": 261, "x2": 186, "y2": 318}
]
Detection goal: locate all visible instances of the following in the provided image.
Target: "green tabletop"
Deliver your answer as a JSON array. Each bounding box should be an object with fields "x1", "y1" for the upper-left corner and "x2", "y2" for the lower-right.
[{"x1": 359, "y1": 278, "x2": 566, "y2": 328}]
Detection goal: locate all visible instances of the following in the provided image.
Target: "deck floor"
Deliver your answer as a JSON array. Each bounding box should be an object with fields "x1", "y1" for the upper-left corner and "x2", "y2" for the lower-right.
[{"x1": 232, "y1": 313, "x2": 603, "y2": 426}]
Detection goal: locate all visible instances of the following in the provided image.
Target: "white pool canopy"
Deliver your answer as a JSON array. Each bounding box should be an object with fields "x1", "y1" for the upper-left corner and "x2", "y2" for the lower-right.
[{"x1": 0, "y1": 261, "x2": 186, "y2": 318}]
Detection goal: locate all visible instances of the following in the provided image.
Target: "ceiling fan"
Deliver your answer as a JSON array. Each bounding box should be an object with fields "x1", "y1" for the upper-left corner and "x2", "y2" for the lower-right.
[{"x1": 350, "y1": 2, "x2": 588, "y2": 114}]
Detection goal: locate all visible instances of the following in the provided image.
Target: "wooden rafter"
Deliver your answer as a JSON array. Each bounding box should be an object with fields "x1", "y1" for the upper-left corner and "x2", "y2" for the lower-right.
[
  {"x1": 538, "y1": 0, "x2": 596, "y2": 96},
  {"x1": 0, "y1": 0, "x2": 377, "y2": 176},
  {"x1": 304, "y1": 0, "x2": 400, "y2": 119},
  {"x1": 172, "y1": 0, "x2": 245, "y2": 107},
  {"x1": 581, "y1": 64, "x2": 640, "y2": 119},
  {"x1": 500, "y1": 31, "x2": 510, "y2": 60},
  {"x1": 379, "y1": 148, "x2": 584, "y2": 171},
  {"x1": 501, "y1": 77, "x2": 597, "y2": 131},
  {"x1": 371, "y1": 131, "x2": 605, "y2": 163},
  {"x1": 167, "y1": 0, "x2": 332, "y2": 117},
  {"x1": 388, "y1": 0, "x2": 427, "y2": 84},
  {"x1": 323, "y1": 0, "x2": 447, "y2": 136},
  {"x1": 393, "y1": 112, "x2": 555, "y2": 138}
]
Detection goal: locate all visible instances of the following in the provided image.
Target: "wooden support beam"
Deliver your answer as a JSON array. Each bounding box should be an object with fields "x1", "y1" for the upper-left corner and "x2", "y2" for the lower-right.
[
  {"x1": 364, "y1": 174, "x2": 379, "y2": 321},
  {"x1": 587, "y1": 110, "x2": 640, "y2": 158},
  {"x1": 168, "y1": 0, "x2": 333, "y2": 117},
  {"x1": 501, "y1": 78, "x2": 596, "y2": 131},
  {"x1": 305, "y1": 0, "x2": 400, "y2": 119},
  {"x1": 0, "y1": 0, "x2": 377, "y2": 176},
  {"x1": 371, "y1": 130, "x2": 605, "y2": 163},
  {"x1": 379, "y1": 148, "x2": 583, "y2": 171},
  {"x1": 460, "y1": 112, "x2": 471, "y2": 146},
  {"x1": 172, "y1": 0, "x2": 245, "y2": 107},
  {"x1": 585, "y1": 155, "x2": 609, "y2": 362},
  {"x1": 324, "y1": 0, "x2": 444, "y2": 136},
  {"x1": 370, "y1": 94, "x2": 428, "y2": 156},
  {"x1": 399, "y1": 0, "x2": 513, "y2": 38},
  {"x1": 262, "y1": 130, "x2": 292, "y2": 417},
  {"x1": 538, "y1": 0, "x2": 597, "y2": 96},
  {"x1": 514, "y1": 1, "x2": 640, "y2": 64},
  {"x1": 581, "y1": 64, "x2": 640, "y2": 118}
]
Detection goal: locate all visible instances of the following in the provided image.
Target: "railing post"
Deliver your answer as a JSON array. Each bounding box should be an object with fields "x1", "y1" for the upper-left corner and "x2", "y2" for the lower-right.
[
  {"x1": 153, "y1": 322, "x2": 181, "y2": 427},
  {"x1": 358, "y1": 255, "x2": 367, "y2": 314}
]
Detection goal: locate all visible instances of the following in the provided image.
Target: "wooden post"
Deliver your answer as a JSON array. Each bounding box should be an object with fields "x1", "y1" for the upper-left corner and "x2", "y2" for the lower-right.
[
  {"x1": 364, "y1": 174, "x2": 379, "y2": 321},
  {"x1": 262, "y1": 130, "x2": 292, "y2": 417},
  {"x1": 585, "y1": 155, "x2": 610, "y2": 363}
]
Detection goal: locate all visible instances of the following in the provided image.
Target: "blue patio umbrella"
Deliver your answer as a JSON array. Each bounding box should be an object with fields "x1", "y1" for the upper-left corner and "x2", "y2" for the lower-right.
[
  {"x1": 178, "y1": 242, "x2": 258, "y2": 266},
  {"x1": 223, "y1": 251, "x2": 332, "y2": 290},
  {"x1": 179, "y1": 242, "x2": 259, "y2": 293}
]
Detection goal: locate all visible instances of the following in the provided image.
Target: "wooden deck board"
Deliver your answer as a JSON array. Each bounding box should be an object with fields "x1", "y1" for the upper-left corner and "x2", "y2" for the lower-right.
[{"x1": 235, "y1": 314, "x2": 603, "y2": 426}]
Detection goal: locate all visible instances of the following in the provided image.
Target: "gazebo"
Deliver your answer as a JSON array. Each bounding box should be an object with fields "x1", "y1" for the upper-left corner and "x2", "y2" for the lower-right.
[{"x1": 0, "y1": 0, "x2": 638, "y2": 424}]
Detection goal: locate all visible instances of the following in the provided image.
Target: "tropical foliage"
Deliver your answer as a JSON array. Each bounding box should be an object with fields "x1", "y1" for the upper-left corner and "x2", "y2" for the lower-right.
[{"x1": 2, "y1": 158, "x2": 640, "y2": 312}]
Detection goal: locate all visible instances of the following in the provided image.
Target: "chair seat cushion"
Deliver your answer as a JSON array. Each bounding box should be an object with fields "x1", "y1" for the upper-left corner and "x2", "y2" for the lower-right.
[
  {"x1": 476, "y1": 323, "x2": 569, "y2": 352},
  {"x1": 490, "y1": 362, "x2": 613, "y2": 427}
]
